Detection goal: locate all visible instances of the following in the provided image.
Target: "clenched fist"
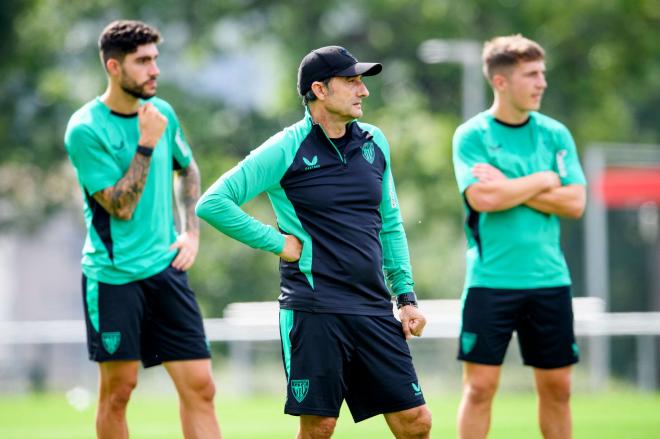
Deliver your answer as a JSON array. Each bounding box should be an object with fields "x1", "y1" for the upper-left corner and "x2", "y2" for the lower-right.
[{"x1": 138, "y1": 103, "x2": 168, "y2": 148}]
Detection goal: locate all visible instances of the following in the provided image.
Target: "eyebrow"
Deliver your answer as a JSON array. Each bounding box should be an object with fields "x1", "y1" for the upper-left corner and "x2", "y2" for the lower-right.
[{"x1": 135, "y1": 54, "x2": 158, "y2": 62}]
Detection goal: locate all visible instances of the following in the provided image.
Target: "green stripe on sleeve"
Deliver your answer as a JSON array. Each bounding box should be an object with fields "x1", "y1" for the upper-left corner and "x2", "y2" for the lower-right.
[
  {"x1": 196, "y1": 126, "x2": 305, "y2": 254},
  {"x1": 279, "y1": 309, "x2": 295, "y2": 381},
  {"x1": 359, "y1": 123, "x2": 415, "y2": 295}
]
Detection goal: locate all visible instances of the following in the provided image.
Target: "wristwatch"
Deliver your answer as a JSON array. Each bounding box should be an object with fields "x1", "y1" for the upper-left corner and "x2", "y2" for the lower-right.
[
  {"x1": 396, "y1": 292, "x2": 418, "y2": 309},
  {"x1": 136, "y1": 145, "x2": 154, "y2": 157}
]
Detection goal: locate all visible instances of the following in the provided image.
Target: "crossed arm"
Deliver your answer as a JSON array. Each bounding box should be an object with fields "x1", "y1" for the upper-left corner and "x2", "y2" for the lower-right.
[{"x1": 465, "y1": 163, "x2": 586, "y2": 218}]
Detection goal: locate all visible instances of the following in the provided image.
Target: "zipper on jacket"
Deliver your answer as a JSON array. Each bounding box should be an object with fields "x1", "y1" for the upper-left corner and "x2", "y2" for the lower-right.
[{"x1": 318, "y1": 125, "x2": 347, "y2": 167}]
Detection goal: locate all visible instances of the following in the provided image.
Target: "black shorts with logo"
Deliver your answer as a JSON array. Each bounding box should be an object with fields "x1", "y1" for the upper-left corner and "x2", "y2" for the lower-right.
[
  {"x1": 82, "y1": 265, "x2": 210, "y2": 367},
  {"x1": 457, "y1": 286, "x2": 579, "y2": 369},
  {"x1": 279, "y1": 310, "x2": 425, "y2": 423}
]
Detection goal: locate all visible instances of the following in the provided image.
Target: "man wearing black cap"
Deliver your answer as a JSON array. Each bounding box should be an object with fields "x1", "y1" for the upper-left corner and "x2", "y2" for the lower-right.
[{"x1": 197, "y1": 46, "x2": 432, "y2": 438}]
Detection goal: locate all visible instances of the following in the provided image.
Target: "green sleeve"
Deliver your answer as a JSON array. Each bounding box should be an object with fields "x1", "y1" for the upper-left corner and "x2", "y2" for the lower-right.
[
  {"x1": 65, "y1": 124, "x2": 122, "y2": 195},
  {"x1": 156, "y1": 100, "x2": 193, "y2": 169},
  {"x1": 555, "y1": 126, "x2": 586, "y2": 186},
  {"x1": 452, "y1": 124, "x2": 488, "y2": 193},
  {"x1": 369, "y1": 126, "x2": 415, "y2": 296},
  {"x1": 195, "y1": 131, "x2": 293, "y2": 254}
]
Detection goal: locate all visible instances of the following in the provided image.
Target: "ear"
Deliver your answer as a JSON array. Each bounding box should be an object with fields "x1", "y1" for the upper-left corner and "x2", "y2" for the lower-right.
[
  {"x1": 310, "y1": 81, "x2": 328, "y2": 101},
  {"x1": 491, "y1": 73, "x2": 508, "y2": 92},
  {"x1": 105, "y1": 58, "x2": 122, "y2": 77}
]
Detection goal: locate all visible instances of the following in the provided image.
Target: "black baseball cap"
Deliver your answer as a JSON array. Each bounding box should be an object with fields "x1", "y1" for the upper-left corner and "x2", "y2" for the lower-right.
[{"x1": 297, "y1": 45, "x2": 382, "y2": 96}]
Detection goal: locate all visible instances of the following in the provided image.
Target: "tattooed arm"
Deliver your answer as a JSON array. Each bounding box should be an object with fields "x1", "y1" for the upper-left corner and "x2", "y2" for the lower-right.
[
  {"x1": 92, "y1": 103, "x2": 167, "y2": 220},
  {"x1": 170, "y1": 158, "x2": 201, "y2": 270},
  {"x1": 93, "y1": 152, "x2": 153, "y2": 220},
  {"x1": 175, "y1": 158, "x2": 201, "y2": 234}
]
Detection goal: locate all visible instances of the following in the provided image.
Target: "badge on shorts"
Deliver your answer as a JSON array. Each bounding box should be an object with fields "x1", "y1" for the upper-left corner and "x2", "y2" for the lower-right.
[
  {"x1": 461, "y1": 331, "x2": 477, "y2": 355},
  {"x1": 102, "y1": 332, "x2": 121, "y2": 355},
  {"x1": 291, "y1": 379, "x2": 309, "y2": 403}
]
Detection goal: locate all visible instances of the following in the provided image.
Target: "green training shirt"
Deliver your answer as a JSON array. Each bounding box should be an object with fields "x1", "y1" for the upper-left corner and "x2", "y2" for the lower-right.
[
  {"x1": 65, "y1": 97, "x2": 192, "y2": 284},
  {"x1": 452, "y1": 111, "x2": 586, "y2": 290}
]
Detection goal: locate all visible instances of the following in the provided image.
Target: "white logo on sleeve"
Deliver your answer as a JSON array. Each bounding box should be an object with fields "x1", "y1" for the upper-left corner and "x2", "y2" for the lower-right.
[
  {"x1": 556, "y1": 149, "x2": 568, "y2": 178},
  {"x1": 175, "y1": 128, "x2": 190, "y2": 158},
  {"x1": 389, "y1": 176, "x2": 397, "y2": 208}
]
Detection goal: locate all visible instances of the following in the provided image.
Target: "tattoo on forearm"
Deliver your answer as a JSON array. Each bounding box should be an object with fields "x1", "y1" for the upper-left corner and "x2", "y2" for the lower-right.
[
  {"x1": 177, "y1": 160, "x2": 200, "y2": 233},
  {"x1": 95, "y1": 153, "x2": 152, "y2": 219}
]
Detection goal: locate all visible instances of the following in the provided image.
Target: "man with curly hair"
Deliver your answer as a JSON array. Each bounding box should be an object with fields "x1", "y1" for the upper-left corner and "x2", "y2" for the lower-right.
[{"x1": 65, "y1": 20, "x2": 221, "y2": 438}]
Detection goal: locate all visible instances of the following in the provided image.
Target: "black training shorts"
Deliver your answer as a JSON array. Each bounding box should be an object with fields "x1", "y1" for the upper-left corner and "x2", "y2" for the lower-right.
[
  {"x1": 457, "y1": 286, "x2": 579, "y2": 369},
  {"x1": 279, "y1": 310, "x2": 425, "y2": 422},
  {"x1": 82, "y1": 265, "x2": 210, "y2": 367}
]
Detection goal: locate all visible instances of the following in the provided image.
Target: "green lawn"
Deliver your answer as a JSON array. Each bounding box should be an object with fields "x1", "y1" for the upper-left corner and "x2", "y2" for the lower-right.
[{"x1": 1, "y1": 391, "x2": 659, "y2": 438}]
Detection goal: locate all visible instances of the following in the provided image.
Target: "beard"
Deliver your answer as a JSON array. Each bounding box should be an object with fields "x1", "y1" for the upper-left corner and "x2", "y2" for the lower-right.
[{"x1": 120, "y1": 71, "x2": 157, "y2": 100}]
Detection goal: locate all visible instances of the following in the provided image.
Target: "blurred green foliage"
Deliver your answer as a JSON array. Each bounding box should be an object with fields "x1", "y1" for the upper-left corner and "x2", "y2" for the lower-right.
[{"x1": 1, "y1": 0, "x2": 658, "y2": 312}]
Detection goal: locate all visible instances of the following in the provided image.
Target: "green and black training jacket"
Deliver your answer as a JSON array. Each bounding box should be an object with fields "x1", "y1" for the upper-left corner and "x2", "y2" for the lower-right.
[{"x1": 196, "y1": 110, "x2": 414, "y2": 315}]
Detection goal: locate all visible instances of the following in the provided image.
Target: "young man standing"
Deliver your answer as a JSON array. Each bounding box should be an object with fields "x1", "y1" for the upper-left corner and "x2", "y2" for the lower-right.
[
  {"x1": 65, "y1": 20, "x2": 221, "y2": 438},
  {"x1": 452, "y1": 34, "x2": 586, "y2": 439},
  {"x1": 197, "y1": 46, "x2": 432, "y2": 438}
]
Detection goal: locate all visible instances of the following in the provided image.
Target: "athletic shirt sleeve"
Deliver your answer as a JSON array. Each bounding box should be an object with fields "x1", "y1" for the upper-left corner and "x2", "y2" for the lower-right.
[
  {"x1": 156, "y1": 101, "x2": 193, "y2": 169},
  {"x1": 195, "y1": 132, "x2": 291, "y2": 254},
  {"x1": 554, "y1": 125, "x2": 586, "y2": 186},
  {"x1": 371, "y1": 128, "x2": 415, "y2": 296},
  {"x1": 65, "y1": 124, "x2": 123, "y2": 195},
  {"x1": 452, "y1": 123, "x2": 489, "y2": 194}
]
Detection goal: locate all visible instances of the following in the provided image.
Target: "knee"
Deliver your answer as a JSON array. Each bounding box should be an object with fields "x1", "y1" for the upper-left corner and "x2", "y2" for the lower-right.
[
  {"x1": 403, "y1": 406, "x2": 433, "y2": 436},
  {"x1": 186, "y1": 373, "x2": 216, "y2": 403},
  {"x1": 301, "y1": 417, "x2": 337, "y2": 439},
  {"x1": 104, "y1": 379, "x2": 137, "y2": 411},
  {"x1": 464, "y1": 378, "x2": 498, "y2": 405},
  {"x1": 539, "y1": 377, "x2": 571, "y2": 404},
  {"x1": 314, "y1": 417, "x2": 337, "y2": 438}
]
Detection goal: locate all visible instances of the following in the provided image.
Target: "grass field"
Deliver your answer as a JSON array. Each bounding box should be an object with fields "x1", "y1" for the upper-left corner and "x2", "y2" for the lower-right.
[{"x1": 1, "y1": 391, "x2": 659, "y2": 438}]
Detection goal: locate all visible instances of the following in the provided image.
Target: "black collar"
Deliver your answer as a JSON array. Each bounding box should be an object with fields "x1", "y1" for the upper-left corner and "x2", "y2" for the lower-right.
[{"x1": 494, "y1": 116, "x2": 531, "y2": 128}]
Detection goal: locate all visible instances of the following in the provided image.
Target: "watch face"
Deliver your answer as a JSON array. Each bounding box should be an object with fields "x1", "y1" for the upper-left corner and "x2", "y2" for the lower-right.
[
  {"x1": 396, "y1": 293, "x2": 417, "y2": 303},
  {"x1": 397, "y1": 301, "x2": 417, "y2": 309}
]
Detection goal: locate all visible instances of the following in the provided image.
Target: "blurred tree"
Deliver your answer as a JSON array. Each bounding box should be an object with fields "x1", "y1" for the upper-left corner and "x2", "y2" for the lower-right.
[{"x1": 0, "y1": 0, "x2": 658, "y2": 313}]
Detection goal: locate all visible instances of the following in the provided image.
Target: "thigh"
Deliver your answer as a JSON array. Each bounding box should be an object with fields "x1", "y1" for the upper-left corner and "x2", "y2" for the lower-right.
[
  {"x1": 280, "y1": 310, "x2": 346, "y2": 418},
  {"x1": 517, "y1": 286, "x2": 579, "y2": 369},
  {"x1": 383, "y1": 404, "x2": 432, "y2": 438},
  {"x1": 98, "y1": 360, "x2": 140, "y2": 394},
  {"x1": 462, "y1": 361, "x2": 502, "y2": 395},
  {"x1": 140, "y1": 266, "x2": 210, "y2": 367},
  {"x1": 164, "y1": 358, "x2": 215, "y2": 397},
  {"x1": 458, "y1": 287, "x2": 524, "y2": 365},
  {"x1": 82, "y1": 274, "x2": 144, "y2": 362},
  {"x1": 533, "y1": 365, "x2": 573, "y2": 398},
  {"x1": 344, "y1": 314, "x2": 425, "y2": 423}
]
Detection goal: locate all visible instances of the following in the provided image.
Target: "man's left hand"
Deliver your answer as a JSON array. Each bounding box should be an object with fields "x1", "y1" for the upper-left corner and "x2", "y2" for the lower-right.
[
  {"x1": 399, "y1": 305, "x2": 427, "y2": 340},
  {"x1": 170, "y1": 230, "x2": 199, "y2": 271},
  {"x1": 472, "y1": 163, "x2": 507, "y2": 183}
]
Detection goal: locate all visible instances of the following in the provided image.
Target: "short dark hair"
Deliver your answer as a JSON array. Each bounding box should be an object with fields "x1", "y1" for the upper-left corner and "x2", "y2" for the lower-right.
[
  {"x1": 98, "y1": 20, "x2": 161, "y2": 67},
  {"x1": 482, "y1": 34, "x2": 545, "y2": 80},
  {"x1": 302, "y1": 78, "x2": 332, "y2": 106}
]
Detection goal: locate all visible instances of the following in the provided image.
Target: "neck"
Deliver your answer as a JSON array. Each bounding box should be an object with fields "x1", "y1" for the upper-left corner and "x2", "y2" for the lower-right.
[
  {"x1": 490, "y1": 95, "x2": 530, "y2": 125},
  {"x1": 101, "y1": 82, "x2": 141, "y2": 115},
  {"x1": 309, "y1": 104, "x2": 349, "y2": 138}
]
